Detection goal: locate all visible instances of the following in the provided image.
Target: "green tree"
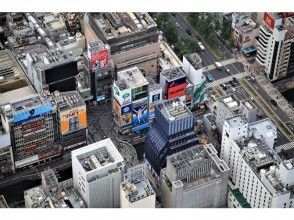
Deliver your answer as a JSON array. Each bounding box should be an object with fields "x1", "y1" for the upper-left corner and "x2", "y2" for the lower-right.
[
  {"x1": 155, "y1": 12, "x2": 169, "y2": 28},
  {"x1": 165, "y1": 21, "x2": 178, "y2": 45}
]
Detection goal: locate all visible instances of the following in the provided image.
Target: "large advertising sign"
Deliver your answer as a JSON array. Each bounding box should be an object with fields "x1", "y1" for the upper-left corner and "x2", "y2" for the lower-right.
[
  {"x1": 132, "y1": 99, "x2": 148, "y2": 128},
  {"x1": 149, "y1": 104, "x2": 155, "y2": 119},
  {"x1": 113, "y1": 98, "x2": 121, "y2": 120},
  {"x1": 89, "y1": 49, "x2": 109, "y2": 71},
  {"x1": 13, "y1": 102, "x2": 53, "y2": 124},
  {"x1": 59, "y1": 106, "x2": 87, "y2": 135},
  {"x1": 149, "y1": 88, "x2": 162, "y2": 104},
  {"x1": 264, "y1": 12, "x2": 275, "y2": 29},
  {"x1": 120, "y1": 104, "x2": 132, "y2": 127},
  {"x1": 167, "y1": 83, "x2": 186, "y2": 100},
  {"x1": 167, "y1": 77, "x2": 186, "y2": 90},
  {"x1": 113, "y1": 82, "x2": 132, "y2": 106}
]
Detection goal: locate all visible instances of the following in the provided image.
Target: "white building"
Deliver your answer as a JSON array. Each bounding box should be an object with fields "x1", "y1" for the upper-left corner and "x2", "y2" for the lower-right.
[
  {"x1": 221, "y1": 115, "x2": 294, "y2": 208},
  {"x1": 256, "y1": 13, "x2": 294, "y2": 81},
  {"x1": 160, "y1": 144, "x2": 229, "y2": 208},
  {"x1": 71, "y1": 138, "x2": 125, "y2": 208},
  {"x1": 120, "y1": 165, "x2": 156, "y2": 208}
]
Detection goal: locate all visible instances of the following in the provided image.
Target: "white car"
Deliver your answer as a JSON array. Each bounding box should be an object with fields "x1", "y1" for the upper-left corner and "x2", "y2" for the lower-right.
[{"x1": 198, "y1": 42, "x2": 205, "y2": 50}]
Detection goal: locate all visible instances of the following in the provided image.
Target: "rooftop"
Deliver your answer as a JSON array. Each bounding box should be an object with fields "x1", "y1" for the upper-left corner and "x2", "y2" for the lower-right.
[
  {"x1": 52, "y1": 90, "x2": 85, "y2": 112},
  {"x1": 121, "y1": 165, "x2": 155, "y2": 203},
  {"x1": 117, "y1": 66, "x2": 148, "y2": 89},
  {"x1": 89, "y1": 12, "x2": 157, "y2": 41},
  {"x1": 72, "y1": 138, "x2": 124, "y2": 173},
  {"x1": 184, "y1": 53, "x2": 202, "y2": 70},
  {"x1": 275, "y1": 141, "x2": 294, "y2": 160},
  {"x1": 226, "y1": 115, "x2": 247, "y2": 128},
  {"x1": 221, "y1": 96, "x2": 239, "y2": 111},
  {"x1": 145, "y1": 76, "x2": 161, "y2": 92},
  {"x1": 0, "y1": 49, "x2": 28, "y2": 94},
  {"x1": 158, "y1": 98, "x2": 192, "y2": 122},
  {"x1": 160, "y1": 67, "x2": 186, "y2": 82}
]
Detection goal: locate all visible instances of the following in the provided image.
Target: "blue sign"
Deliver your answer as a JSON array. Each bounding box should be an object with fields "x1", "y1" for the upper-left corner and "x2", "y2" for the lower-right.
[
  {"x1": 13, "y1": 102, "x2": 53, "y2": 124},
  {"x1": 132, "y1": 103, "x2": 148, "y2": 128},
  {"x1": 96, "y1": 95, "x2": 106, "y2": 101},
  {"x1": 121, "y1": 104, "x2": 132, "y2": 115}
]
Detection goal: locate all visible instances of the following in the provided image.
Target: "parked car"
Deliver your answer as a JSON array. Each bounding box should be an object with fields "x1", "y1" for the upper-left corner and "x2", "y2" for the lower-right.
[
  {"x1": 186, "y1": 29, "x2": 192, "y2": 35},
  {"x1": 206, "y1": 73, "x2": 215, "y2": 82}
]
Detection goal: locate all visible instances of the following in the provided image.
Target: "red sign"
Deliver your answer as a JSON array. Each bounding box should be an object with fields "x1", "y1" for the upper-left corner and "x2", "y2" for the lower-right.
[
  {"x1": 90, "y1": 49, "x2": 109, "y2": 70},
  {"x1": 283, "y1": 13, "x2": 294, "y2": 18},
  {"x1": 264, "y1": 12, "x2": 275, "y2": 29},
  {"x1": 167, "y1": 83, "x2": 186, "y2": 100}
]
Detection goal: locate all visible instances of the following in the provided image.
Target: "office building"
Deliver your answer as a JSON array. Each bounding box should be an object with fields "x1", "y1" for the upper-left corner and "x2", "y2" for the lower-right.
[
  {"x1": 3, "y1": 94, "x2": 60, "y2": 169},
  {"x1": 52, "y1": 91, "x2": 87, "y2": 151},
  {"x1": 113, "y1": 66, "x2": 149, "y2": 132},
  {"x1": 0, "y1": 49, "x2": 35, "y2": 105},
  {"x1": 144, "y1": 98, "x2": 198, "y2": 176},
  {"x1": 220, "y1": 116, "x2": 294, "y2": 208},
  {"x1": 182, "y1": 53, "x2": 207, "y2": 108},
  {"x1": 83, "y1": 41, "x2": 114, "y2": 102},
  {"x1": 71, "y1": 138, "x2": 125, "y2": 208},
  {"x1": 160, "y1": 67, "x2": 187, "y2": 101},
  {"x1": 0, "y1": 195, "x2": 8, "y2": 208},
  {"x1": 87, "y1": 13, "x2": 160, "y2": 77},
  {"x1": 25, "y1": 48, "x2": 79, "y2": 93},
  {"x1": 213, "y1": 96, "x2": 257, "y2": 134},
  {"x1": 41, "y1": 13, "x2": 68, "y2": 42},
  {"x1": 256, "y1": 13, "x2": 294, "y2": 81},
  {"x1": 160, "y1": 144, "x2": 229, "y2": 208},
  {"x1": 120, "y1": 165, "x2": 156, "y2": 208},
  {"x1": 24, "y1": 169, "x2": 85, "y2": 208},
  {"x1": 0, "y1": 105, "x2": 14, "y2": 174}
]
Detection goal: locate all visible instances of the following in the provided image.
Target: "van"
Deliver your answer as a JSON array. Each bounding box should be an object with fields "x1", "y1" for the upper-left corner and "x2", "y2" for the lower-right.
[{"x1": 198, "y1": 42, "x2": 205, "y2": 50}]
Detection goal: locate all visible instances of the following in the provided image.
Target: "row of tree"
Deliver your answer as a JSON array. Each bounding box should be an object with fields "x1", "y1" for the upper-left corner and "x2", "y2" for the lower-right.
[{"x1": 154, "y1": 13, "x2": 201, "y2": 59}]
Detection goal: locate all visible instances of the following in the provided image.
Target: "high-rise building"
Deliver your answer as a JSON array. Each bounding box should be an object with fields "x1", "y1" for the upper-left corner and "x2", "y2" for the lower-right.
[
  {"x1": 3, "y1": 94, "x2": 60, "y2": 169},
  {"x1": 220, "y1": 116, "x2": 294, "y2": 208},
  {"x1": 120, "y1": 165, "x2": 156, "y2": 208},
  {"x1": 0, "y1": 106, "x2": 14, "y2": 174},
  {"x1": 86, "y1": 13, "x2": 160, "y2": 77},
  {"x1": 144, "y1": 98, "x2": 198, "y2": 176},
  {"x1": 160, "y1": 144, "x2": 229, "y2": 208},
  {"x1": 83, "y1": 41, "x2": 114, "y2": 102},
  {"x1": 256, "y1": 13, "x2": 294, "y2": 81},
  {"x1": 113, "y1": 66, "x2": 149, "y2": 132},
  {"x1": 71, "y1": 138, "x2": 125, "y2": 208},
  {"x1": 52, "y1": 91, "x2": 87, "y2": 151}
]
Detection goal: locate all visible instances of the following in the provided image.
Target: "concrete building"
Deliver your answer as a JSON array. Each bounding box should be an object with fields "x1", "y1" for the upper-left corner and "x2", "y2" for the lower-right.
[
  {"x1": 25, "y1": 48, "x2": 79, "y2": 93},
  {"x1": 113, "y1": 66, "x2": 149, "y2": 132},
  {"x1": 144, "y1": 98, "x2": 198, "y2": 176},
  {"x1": 83, "y1": 41, "x2": 114, "y2": 102},
  {"x1": 220, "y1": 116, "x2": 294, "y2": 208},
  {"x1": 86, "y1": 13, "x2": 160, "y2": 77},
  {"x1": 160, "y1": 144, "x2": 229, "y2": 208},
  {"x1": 0, "y1": 195, "x2": 8, "y2": 208},
  {"x1": 52, "y1": 91, "x2": 87, "y2": 151},
  {"x1": 42, "y1": 13, "x2": 68, "y2": 42},
  {"x1": 120, "y1": 165, "x2": 155, "y2": 208},
  {"x1": 0, "y1": 105, "x2": 14, "y2": 174},
  {"x1": 71, "y1": 138, "x2": 125, "y2": 208},
  {"x1": 3, "y1": 94, "x2": 60, "y2": 169},
  {"x1": 256, "y1": 13, "x2": 294, "y2": 81},
  {"x1": 24, "y1": 169, "x2": 85, "y2": 208},
  {"x1": 213, "y1": 95, "x2": 257, "y2": 134},
  {"x1": 0, "y1": 49, "x2": 35, "y2": 105},
  {"x1": 182, "y1": 53, "x2": 207, "y2": 108}
]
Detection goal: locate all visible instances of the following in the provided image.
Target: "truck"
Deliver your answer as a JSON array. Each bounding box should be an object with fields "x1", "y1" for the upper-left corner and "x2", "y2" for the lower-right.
[{"x1": 214, "y1": 62, "x2": 223, "y2": 70}]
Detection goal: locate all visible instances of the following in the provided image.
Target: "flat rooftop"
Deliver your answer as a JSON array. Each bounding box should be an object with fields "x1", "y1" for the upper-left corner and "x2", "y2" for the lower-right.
[
  {"x1": 249, "y1": 118, "x2": 277, "y2": 140},
  {"x1": 158, "y1": 99, "x2": 192, "y2": 122},
  {"x1": 117, "y1": 66, "x2": 148, "y2": 89},
  {"x1": 121, "y1": 165, "x2": 155, "y2": 203},
  {"x1": 221, "y1": 96, "x2": 239, "y2": 110},
  {"x1": 160, "y1": 67, "x2": 186, "y2": 82},
  {"x1": 226, "y1": 115, "x2": 247, "y2": 128},
  {"x1": 72, "y1": 138, "x2": 124, "y2": 173},
  {"x1": 145, "y1": 76, "x2": 161, "y2": 92},
  {"x1": 89, "y1": 12, "x2": 157, "y2": 40},
  {"x1": 184, "y1": 53, "x2": 202, "y2": 70},
  {"x1": 0, "y1": 85, "x2": 35, "y2": 105},
  {"x1": 0, "y1": 49, "x2": 28, "y2": 94},
  {"x1": 53, "y1": 90, "x2": 85, "y2": 112},
  {"x1": 275, "y1": 141, "x2": 294, "y2": 160}
]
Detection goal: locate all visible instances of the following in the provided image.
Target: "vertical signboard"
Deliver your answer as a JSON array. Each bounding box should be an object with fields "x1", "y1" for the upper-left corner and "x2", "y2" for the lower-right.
[
  {"x1": 132, "y1": 98, "x2": 148, "y2": 128},
  {"x1": 167, "y1": 83, "x2": 186, "y2": 100},
  {"x1": 263, "y1": 12, "x2": 275, "y2": 29},
  {"x1": 149, "y1": 89, "x2": 162, "y2": 119},
  {"x1": 120, "y1": 104, "x2": 132, "y2": 127},
  {"x1": 60, "y1": 106, "x2": 87, "y2": 135},
  {"x1": 89, "y1": 49, "x2": 109, "y2": 71}
]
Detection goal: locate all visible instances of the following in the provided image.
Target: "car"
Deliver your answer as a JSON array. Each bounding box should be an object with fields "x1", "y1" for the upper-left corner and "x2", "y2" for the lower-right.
[
  {"x1": 211, "y1": 95, "x2": 217, "y2": 102},
  {"x1": 186, "y1": 29, "x2": 192, "y2": 35},
  {"x1": 220, "y1": 84, "x2": 227, "y2": 90},
  {"x1": 175, "y1": 22, "x2": 180, "y2": 28},
  {"x1": 196, "y1": 35, "x2": 201, "y2": 41},
  {"x1": 271, "y1": 99, "x2": 278, "y2": 106},
  {"x1": 229, "y1": 80, "x2": 236, "y2": 87},
  {"x1": 232, "y1": 77, "x2": 238, "y2": 83},
  {"x1": 231, "y1": 87, "x2": 236, "y2": 92},
  {"x1": 214, "y1": 62, "x2": 223, "y2": 70},
  {"x1": 226, "y1": 68, "x2": 230, "y2": 74},
  {"x1": 198, "y1": 42, "x2": 205, "y2": 50},
  {"x1": 206, "y1": 74, "x2": 215, "y2": 82}
]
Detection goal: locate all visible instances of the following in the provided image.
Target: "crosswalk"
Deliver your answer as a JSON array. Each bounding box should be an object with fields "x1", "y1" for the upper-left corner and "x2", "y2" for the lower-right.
[
  {"x1": 204, "y1": 58, "x2": 237, "y2": 71},
  {"x1": 207, "y1": 71, "x2": 250, "y2": 88}
]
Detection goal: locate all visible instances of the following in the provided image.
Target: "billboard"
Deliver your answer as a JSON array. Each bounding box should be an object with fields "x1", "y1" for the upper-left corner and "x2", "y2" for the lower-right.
[
  {"x1": 13, "y1": 102, "x2": 53, "y2": 124},
  {"x1": 167, "y1": 77, "x2": 186, "y2": 90},
  {"x1": 113, "y1": 82, "x2": 132, "y2": 106},
  {"x1": 112, "y1": 98, "x2": 121, "y2": 120},
  {"x1": 132, "y1": 98, "x2": 148, "y2": 128},
  {"x1": 149, "y1": 88, "x2": 162, "y2": 104},
  {"x1": 149, "y1": 103, "x2": 155, "y2": 119},
  {"x1": 120, "y1": 104, "x2": 132, "y2": 127},
  {"x1": 263, "y1": 12, "x2": 277, "y2": 29},
  {"x1": 167, "y1": 83, "x2": 186, "y2": 100},
  {"x1": 89, "y1": 49, "x2": 109, "y2": 71},
  {"x1": 59, "y1": 106, "x2": 87, "y2": 135}
]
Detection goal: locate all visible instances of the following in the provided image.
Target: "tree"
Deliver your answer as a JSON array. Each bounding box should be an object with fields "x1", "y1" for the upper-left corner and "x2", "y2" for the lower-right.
[
  {"x1": 221, "y1": 17, "x2": 231, "y2": 40},
  {"x1": 165, "y1": 21, "x2": 178, "y2": 45},
  {"x1": 155, "y1": 13, "x2": 169, "y2": 28}
]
